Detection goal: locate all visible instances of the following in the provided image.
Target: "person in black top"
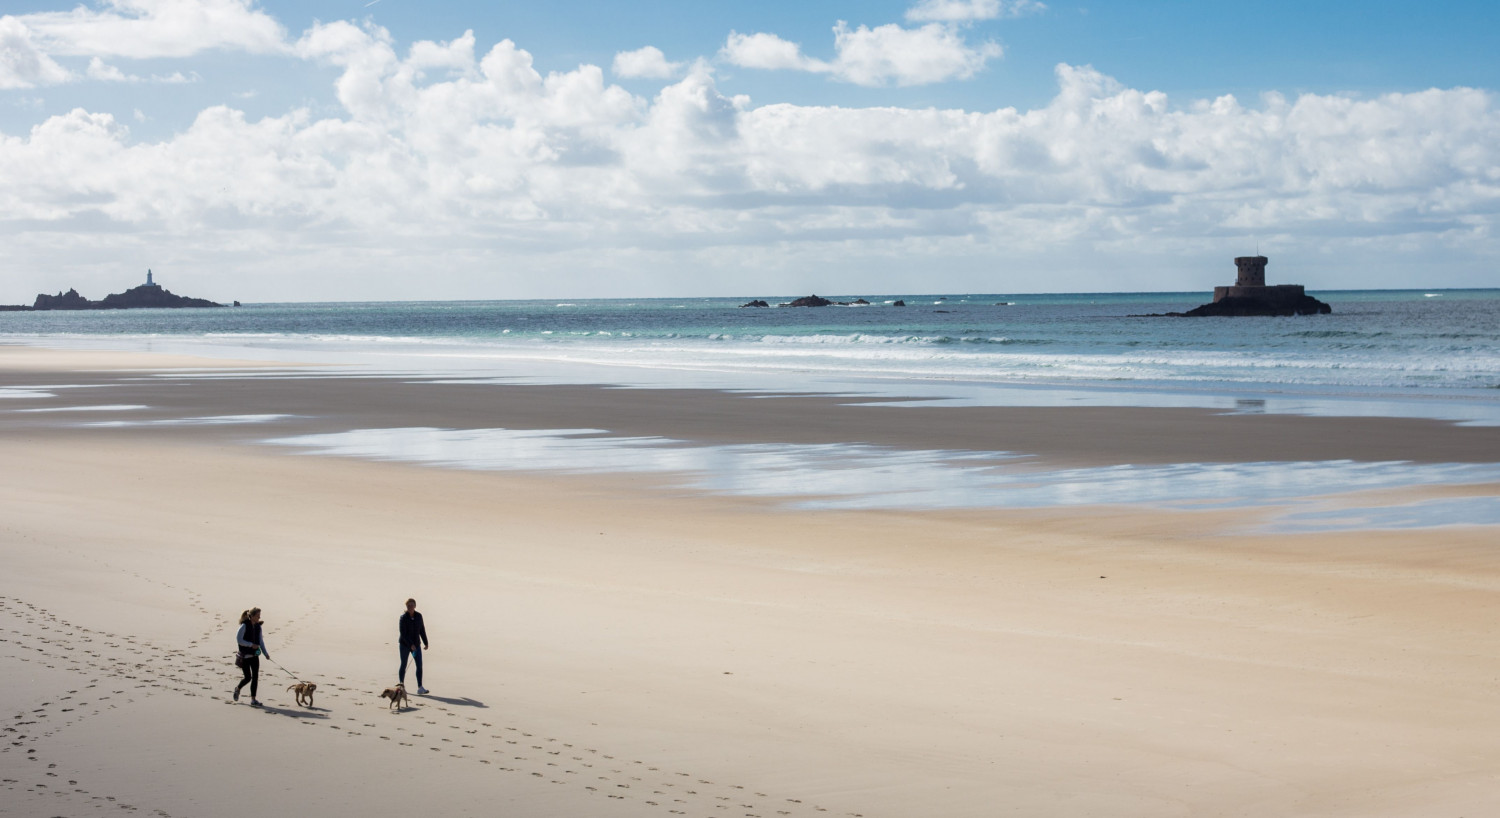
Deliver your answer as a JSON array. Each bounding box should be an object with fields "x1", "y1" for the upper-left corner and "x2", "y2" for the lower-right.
[
  {"x1": 399, "y1": 598, "x2": 429, "y2": 694},
  {"x1": 234, "y1": 607, "x2": 271, "y2": 706}
]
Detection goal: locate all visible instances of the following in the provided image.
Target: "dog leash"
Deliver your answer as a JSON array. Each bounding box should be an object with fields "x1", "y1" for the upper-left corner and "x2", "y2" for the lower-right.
[
  {"x1": 231, "y1": 649, "x2": 309, "y2": 686},
  {"x1": 263, "y1": 655, "x2": 303, "y2": 682}
]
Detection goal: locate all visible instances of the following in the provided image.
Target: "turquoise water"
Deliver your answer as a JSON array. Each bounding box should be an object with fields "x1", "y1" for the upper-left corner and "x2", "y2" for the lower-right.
[{"x1": 4, "y1": 288, "x2": 1499, "y2": 419}]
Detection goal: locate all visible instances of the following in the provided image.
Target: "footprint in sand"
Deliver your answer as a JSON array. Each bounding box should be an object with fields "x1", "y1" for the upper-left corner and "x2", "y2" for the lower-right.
[{"x1": 5, "y1": 598, "x2": 842, "y2": 818}]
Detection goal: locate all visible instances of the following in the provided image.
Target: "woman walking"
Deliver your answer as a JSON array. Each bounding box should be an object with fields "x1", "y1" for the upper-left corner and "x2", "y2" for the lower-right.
[
  {"x1": 234, "y1": 607, "x2": 272, "y2": 706},
  {"x1": 398, "y1": 598, "x2": 429, "y2": 694}
]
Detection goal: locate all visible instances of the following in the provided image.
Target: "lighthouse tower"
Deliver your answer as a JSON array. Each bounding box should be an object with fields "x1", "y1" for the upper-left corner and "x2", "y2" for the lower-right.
[{"x1": 145, "y1": 269, "x2": 158, "y2": 288}]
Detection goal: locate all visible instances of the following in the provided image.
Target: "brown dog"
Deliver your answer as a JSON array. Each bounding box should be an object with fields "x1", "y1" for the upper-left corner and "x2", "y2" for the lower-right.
[
  {"x1": 380, "y1": 684, "x2": 409, "y2": 710},
  {"x1": 287, "y1": 682, "x2": 316, "y2": 708}
]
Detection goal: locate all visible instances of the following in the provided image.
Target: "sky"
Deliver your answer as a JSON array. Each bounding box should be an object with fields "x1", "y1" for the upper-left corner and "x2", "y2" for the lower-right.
[{"x1": 1, "y1": 0, "x2": 1498, "y2": 302}]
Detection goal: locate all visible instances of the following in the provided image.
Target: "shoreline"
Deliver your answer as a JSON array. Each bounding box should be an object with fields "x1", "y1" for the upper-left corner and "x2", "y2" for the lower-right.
[
  {"x1": 6, "y1": 345, "x2": 1500, "y2": 468},
  {"x1": 4, "y1": 345, "x2": 1500, "y2": 816}
]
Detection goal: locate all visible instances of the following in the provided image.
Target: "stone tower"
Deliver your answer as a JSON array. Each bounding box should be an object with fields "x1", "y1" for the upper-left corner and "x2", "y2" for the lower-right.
[
  {"x1": 1200, "y1": 254, "x2": 1330, "y2": 315},
  {"x1": 1234, "y1": 256, "x2": 1267, "y2": 287}
]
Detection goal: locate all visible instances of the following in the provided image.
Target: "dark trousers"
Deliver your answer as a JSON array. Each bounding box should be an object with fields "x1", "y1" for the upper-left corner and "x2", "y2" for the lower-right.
[
  {"x1": 236, "y1": 655, "x2": 259, "y2": 697},
  {"x1": 399, "y1": 643, "x2": 423, "y2": 686}
]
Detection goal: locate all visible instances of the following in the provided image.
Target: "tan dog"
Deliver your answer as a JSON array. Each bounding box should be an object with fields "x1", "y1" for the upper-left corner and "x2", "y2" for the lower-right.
[
  {"x1": 287, "y1": 682, "x2": 316, "y2": 708},
  {"x1": 380, "y1": 684, "x2": 409, "y2": 710}
]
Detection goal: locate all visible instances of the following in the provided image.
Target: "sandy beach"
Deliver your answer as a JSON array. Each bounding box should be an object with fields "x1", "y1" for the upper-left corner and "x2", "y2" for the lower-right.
[{"x1": 3, "y1": 345, "x2": 1500, "y2": 817}]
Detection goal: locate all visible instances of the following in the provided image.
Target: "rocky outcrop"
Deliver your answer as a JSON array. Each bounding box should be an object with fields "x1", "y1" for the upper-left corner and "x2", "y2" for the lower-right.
[
  {"x1": 32, "y1": 288, "x2": 95, "y2": 310},
  {"x1": 1180, "y1": 292, "x2": 1331, "y2": 317},
  {"x1": 776, "y1": 295, "x2": 876, "y2": 307},
  {"x1": 22, "y1": 284, "x2": 222, "y2": 311},
  {"x1": 739, "y1": 295, "x2": 900, "y2": 308},
  {"x1": 782, "y1": 295, "x2": 836, "y2": 307},
  {"x1": 96, "y1": 284, "x2": 221, "y2": 309}
]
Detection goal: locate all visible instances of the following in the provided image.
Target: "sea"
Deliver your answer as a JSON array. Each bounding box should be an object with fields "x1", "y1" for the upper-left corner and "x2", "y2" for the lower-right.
[
  {"x1": 5, "y1": 289, "x2": 1500, "y2": 527},
  {"x1": 4, "y1": 288, "x2": 1499, "y2": 416}
]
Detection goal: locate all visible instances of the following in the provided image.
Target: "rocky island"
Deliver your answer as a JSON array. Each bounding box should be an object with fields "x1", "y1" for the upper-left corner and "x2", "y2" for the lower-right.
[
  {"x1": 2, "y1": 270, "x2": 223, "y2": 311},
  {"x1": 739, "y1": 295, "x2": 874, "y2": 308},
  {"x1": 1159, "y1": 256, "x2": 1331, "y2": 317},
  {"x1": 1193, "y1": 255, "x2": 1331, "y2": 315}
]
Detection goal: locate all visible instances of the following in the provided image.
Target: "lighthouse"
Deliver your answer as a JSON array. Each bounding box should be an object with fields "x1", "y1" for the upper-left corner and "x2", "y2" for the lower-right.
[{"x1": 145, "y1": 269, "x2": 158, "y2": 288}]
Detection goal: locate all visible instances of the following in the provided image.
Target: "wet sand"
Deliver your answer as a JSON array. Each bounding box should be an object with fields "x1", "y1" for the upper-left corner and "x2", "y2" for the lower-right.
[{"x1": 3, "y1": 345, "x2": 1500, "y2": 817}]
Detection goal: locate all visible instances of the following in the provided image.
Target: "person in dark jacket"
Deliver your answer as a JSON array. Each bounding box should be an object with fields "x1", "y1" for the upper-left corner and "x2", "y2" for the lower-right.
[
  {"x1": 399, "y1": 598, "x2": 429, "y2": 694},
  {"x1": 234, "y1": 607, "x2": 271, "y2": 706}
]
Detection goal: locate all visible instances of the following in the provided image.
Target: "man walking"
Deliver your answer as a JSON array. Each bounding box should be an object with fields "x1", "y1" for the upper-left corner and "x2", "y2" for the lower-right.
[{"x1": 399, "y1": 598, "x2": 430, "y2": 694}]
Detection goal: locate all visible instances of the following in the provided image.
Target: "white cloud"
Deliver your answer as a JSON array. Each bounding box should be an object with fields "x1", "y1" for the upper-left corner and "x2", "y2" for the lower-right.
[
  {"x1": 832, "y1": 21, "x2": 1002, "y2": 86},
  {"x1": 719, "y1": 31, "x2": 828, "y2": 73},
  {"x1": 0, "y1": 16, "x2": 73, "y2": 88},
  {"x1": 18, "y1": 0, "x2": 289, "y2": 59},
  {"x1": 86, "y1": 57, "x2": 130, "y2": 82},
  {"x1": 613, "y1": 46, "x2": 684, "y2": 79},
  {"x1": 905, "y1": 0, "x2": 1047, "y2": 22},
  {"x1": 0, "y1": 28, "x2": 1497, "y2": 297},
  {"x1": 721, "y1": 22, "x2": 1002, "y2": 87},
  {"x1": 85, "y1": 56, "x2": 198, "y2": 84},
  {"x1": 3, "y1": 0, "x2": 284, "y2": 89}
]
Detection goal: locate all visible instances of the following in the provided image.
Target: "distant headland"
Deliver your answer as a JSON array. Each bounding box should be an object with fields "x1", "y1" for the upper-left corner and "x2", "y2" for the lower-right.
[{"x1": 0, "y1": 270, "x2": 225, "y2": 311}]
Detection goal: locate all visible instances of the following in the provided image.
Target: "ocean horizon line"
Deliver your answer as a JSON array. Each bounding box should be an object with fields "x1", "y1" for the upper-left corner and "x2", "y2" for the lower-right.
[
  {"x1": 183, "y1": 286, "x2": 1500, "y2": 308},
  {"x1": 10, "y1": 285, "x2": 1500, "y2": 309}
]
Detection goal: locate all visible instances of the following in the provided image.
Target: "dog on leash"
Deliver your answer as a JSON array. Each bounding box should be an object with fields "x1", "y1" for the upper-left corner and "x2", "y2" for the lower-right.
[
  {"x1": 287, "y1": 682, "x2": 317, "y2": 707},
  {"x1": 380, "y1": 683, "x2": 409, "y2": 710}
]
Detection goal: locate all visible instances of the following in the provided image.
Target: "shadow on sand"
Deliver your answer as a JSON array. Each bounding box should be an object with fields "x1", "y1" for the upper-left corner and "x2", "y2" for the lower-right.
[
  {"x1": 417, "y1": 694, "x2": 486, "y2": 708},
  {"x1": 251, "y1": 703, "x2": 330, "y2": 720}
]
